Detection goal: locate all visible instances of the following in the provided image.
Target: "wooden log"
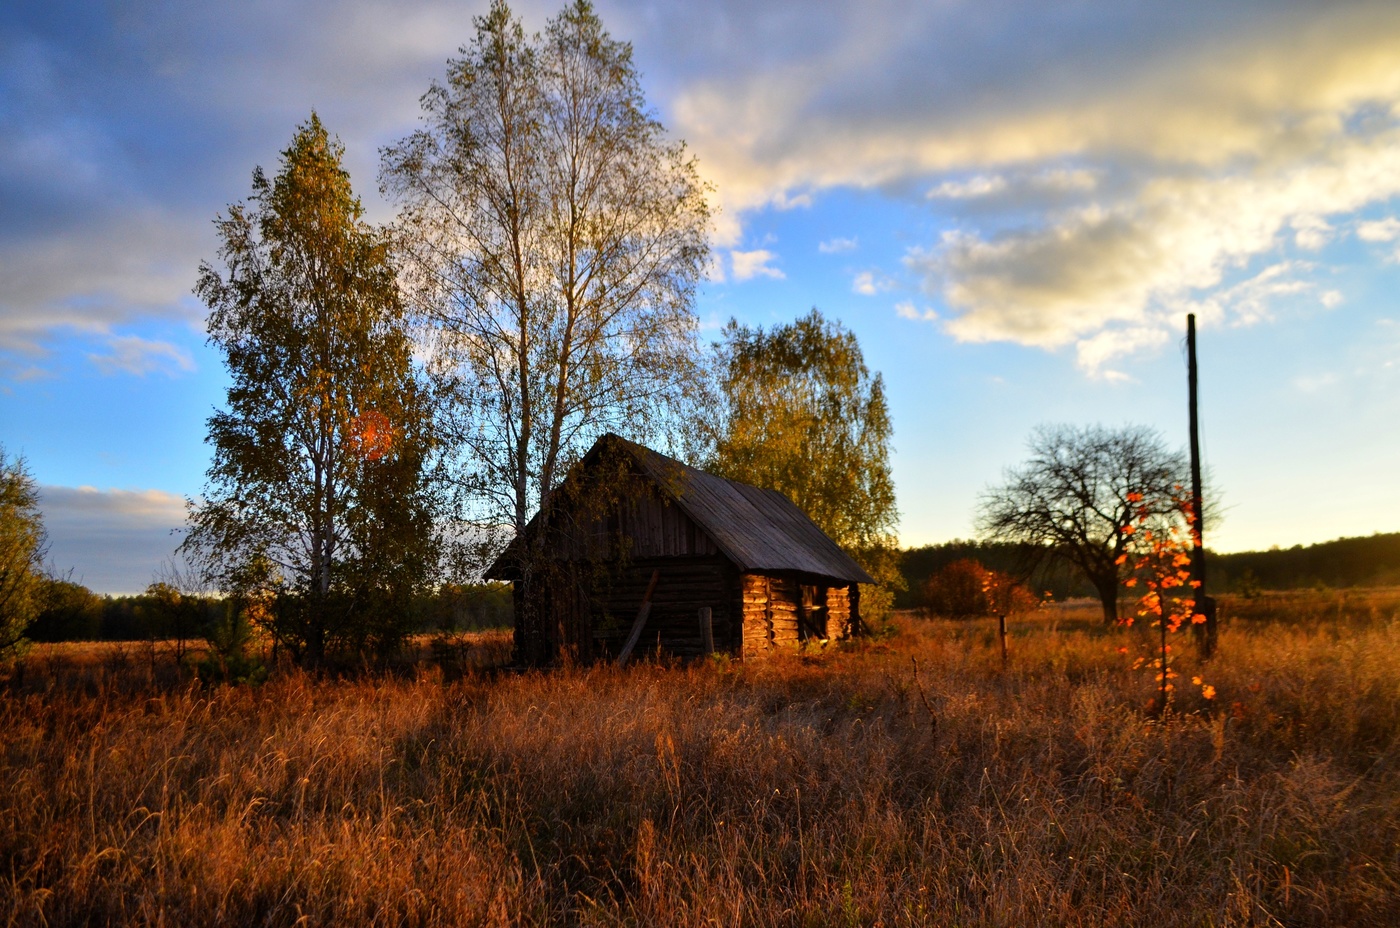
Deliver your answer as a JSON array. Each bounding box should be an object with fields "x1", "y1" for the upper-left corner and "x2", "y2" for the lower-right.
[{"x1": 617, "y1": 569, "x2": 661, "y2": 667}]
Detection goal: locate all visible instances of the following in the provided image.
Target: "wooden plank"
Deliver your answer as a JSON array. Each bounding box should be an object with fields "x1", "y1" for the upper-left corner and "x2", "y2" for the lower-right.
[{"x1": 617, "y1": 569, "x2": 662, "y2": 666}]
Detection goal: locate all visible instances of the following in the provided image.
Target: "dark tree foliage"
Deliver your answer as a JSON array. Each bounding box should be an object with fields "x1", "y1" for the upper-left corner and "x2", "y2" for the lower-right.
[
  {"x1": 708, "y1": 309, "x2": 900, "y2": 619},
  {"x1": 920, "y1": 559, "x2": 991, "y2": 619},
  {"x1": 25, "y1": 578, "x2": 104, "y2": 643},
  {"x1": 898, "y1": 540, "x2": 1086, "y2": 608},
  {"x1": 978, "y1": 424, "x2": 1189, "y2": 626},
  {"x1": 183, "y1": 114, "x2": 441, "y2": 665},
  {"x1": 0, "y1": 447, "x2": 46, "y2": 658},
  {"x1": 1213, "y1": 532, "x2": 1400, "y2": 592}
]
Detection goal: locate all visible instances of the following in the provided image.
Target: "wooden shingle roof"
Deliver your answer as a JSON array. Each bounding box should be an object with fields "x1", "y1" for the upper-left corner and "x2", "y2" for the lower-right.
[{"x1": 487, "y1": 434, "x2": 875, "y2": 585}]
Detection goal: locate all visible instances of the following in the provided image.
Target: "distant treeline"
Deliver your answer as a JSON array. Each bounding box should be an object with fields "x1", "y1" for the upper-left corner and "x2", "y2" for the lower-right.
[
  {"x1": 896, "y1": 541, "x2": 1091, "y2": 609},
  {"x1": 25, "y1": 579, "x2": 514, "y2": 644},
  {"x1": 1211, "y1": 533, "x2": 1400, "y2": 592},
  {"x1": 898, "y1": 532, "x2": 1400, "y2": 607}
]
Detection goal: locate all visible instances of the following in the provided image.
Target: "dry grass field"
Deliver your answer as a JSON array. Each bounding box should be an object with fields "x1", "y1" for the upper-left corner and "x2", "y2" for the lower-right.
[{"x1": 3, "y1": 591, "x2": 1399, "y2": 927}]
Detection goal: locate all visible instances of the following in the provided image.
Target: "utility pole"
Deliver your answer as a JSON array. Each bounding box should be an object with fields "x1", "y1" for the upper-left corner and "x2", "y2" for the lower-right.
[{"x1": 1187, "y1": 313, "x2": 1217, "y2": 658}]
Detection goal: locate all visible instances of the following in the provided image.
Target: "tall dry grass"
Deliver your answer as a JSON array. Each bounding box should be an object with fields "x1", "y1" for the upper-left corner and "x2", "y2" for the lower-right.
[{"x1": 3, "y1": 598, "x2": 1399, "y2": 926}]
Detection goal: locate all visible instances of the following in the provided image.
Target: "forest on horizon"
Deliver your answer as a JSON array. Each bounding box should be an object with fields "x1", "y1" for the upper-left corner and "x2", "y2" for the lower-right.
[{"x1": 896, "y1": 530, "x2": 1400, "y2": 608}]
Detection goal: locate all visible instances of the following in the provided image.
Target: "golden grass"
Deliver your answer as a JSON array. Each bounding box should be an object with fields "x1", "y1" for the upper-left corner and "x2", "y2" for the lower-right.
[{"x1": 3, "y1": 598, "x2": 1399, "y2": 927}]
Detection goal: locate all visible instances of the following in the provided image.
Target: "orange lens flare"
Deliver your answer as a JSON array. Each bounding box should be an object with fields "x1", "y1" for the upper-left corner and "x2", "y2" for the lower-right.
[{"x1": 349, "y1": 410, "x2": 393, "y2": 461}]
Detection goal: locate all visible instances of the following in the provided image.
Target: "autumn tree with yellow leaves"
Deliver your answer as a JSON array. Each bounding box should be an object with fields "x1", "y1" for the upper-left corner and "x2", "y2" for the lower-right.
[
  {"x1": 183, "y1": 115, "x2": 441, "y2": 665},
  {"x1": 0, "y1": 446, "x2": 46, "y2": 659},
  {"x1": 709, "y1": 310, "x2": 901, "y2": 620}
]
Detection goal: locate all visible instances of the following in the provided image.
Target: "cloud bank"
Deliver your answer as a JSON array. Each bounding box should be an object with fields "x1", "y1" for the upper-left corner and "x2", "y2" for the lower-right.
[
  {"x1": 40, "y1": 486, "x2": 188, "y2": 594},
  {"x1": 8, "y1": 0, "x2": 1400, "y2": 379},
  {"x1": 661, "y1": 0, "x2": 1400, "y2": 371}
]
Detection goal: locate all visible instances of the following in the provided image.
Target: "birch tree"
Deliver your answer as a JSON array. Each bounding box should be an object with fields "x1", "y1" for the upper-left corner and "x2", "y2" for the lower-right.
[
  {"x1": 184, "y1": 114, "x2": 440, "y2": 664},
  {"x1": 381, "y1": 0, "x2": 711, "y2": 549}
]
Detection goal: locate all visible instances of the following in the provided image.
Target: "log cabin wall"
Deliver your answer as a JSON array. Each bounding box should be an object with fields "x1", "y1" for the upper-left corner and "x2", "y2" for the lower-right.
[
  {"x1": 768, "y1": 576, "x2": 800, "y2": 648},
  {"x1": 741, "y1": 573, "x2": 772, "y2": 659},
  {"x1": 584, "y1": 556, "x2": 736, "y2": 660},
  {"x1": 534, "y1": 559, "x2": 862, "y2": 662},
  {"x1": 826, "y1": 585, "x2": 852, "y2": 639},
  {"x1": 741, "y1": 574, "x2": 862, "y2": 659}
]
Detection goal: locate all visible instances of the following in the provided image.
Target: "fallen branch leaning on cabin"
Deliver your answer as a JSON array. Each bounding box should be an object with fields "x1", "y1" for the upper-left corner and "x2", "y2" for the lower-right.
[{"x1": 617, "y1": 569, "x2": 662, "y2": 666}]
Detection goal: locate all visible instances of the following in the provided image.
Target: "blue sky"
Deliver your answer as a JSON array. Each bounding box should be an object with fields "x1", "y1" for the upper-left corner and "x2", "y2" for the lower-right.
[{"x1": 4, "y1": 0, "x2": 1400, "y2": 592}]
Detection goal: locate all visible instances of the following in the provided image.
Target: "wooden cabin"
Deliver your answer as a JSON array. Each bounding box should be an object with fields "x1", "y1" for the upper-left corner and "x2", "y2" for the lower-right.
[{"x1": 486, "y1": 434, "x2": 874, "y2": 666}]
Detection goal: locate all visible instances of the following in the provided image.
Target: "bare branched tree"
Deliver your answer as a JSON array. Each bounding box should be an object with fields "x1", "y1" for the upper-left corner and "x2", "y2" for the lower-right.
[
  {"x1": 977, "y1": 424, "x2": 1189, "y2": 626},
  {"x1": 380, "y1": 0, "x2": 712, "y2": 554}
]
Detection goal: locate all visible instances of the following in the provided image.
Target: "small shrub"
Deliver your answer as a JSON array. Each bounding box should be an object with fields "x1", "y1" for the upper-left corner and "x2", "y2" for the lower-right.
[{"x1": 920, "y1": 558, "x2": 989, "y2": 617}]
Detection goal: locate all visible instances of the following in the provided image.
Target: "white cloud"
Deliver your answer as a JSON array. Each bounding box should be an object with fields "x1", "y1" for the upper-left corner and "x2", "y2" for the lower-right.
[
  {"x1": 39, "y1": 485, "x2": 189, "y2": 594},
  {"x1": 1357, "y1": 217, "x2": 1400, "y2": 241},
  {"x1": 703, "y1": 251, "x2": 728, "y2": 283},
  {"x1": 927, "y1": 168, "x2": 1097, "y2": 205},
  {"x1": 0, "y1": 210, "x2": 205, "y2": 364},
  {"x1": 818, "y1": 236, "x2": 858, "y2": 254},
  {"x1": 1292, "y1": 215, "x2": 1334, "y2": 251},
  {"x1": 1293, "y1": 372, "x2": 1339, "y2": 393},
  {"x1": 88, "y1": 335, "x2": 196, "y2": 377},
  {"x1": 895, "y1": 300, "x2": 938, "y2": 322},
  {"x1": 1196, "y1": 262, "x2": 1315, "y2": 328},
  {"x1": 852, "y1": 270, "x2": 894, "y2": 296},
  {"x1": 1321, "y1": 289, "x2": 1344, "y2": 309},
  {"x1": 730, "y1": 248, "x2": 785, "y2": 281},
  {"x1": 1073, "y1": 326, "x2": 1170, "y2": 377}
]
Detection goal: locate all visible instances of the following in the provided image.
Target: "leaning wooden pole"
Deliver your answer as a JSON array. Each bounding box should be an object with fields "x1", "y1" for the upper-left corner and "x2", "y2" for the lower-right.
[
  {"x1": 617, "y1": 569, "x2": 662, "y2": 667},
  {"x1": 1187, "y1": 314, "x2": 1218, "y2": 659}
]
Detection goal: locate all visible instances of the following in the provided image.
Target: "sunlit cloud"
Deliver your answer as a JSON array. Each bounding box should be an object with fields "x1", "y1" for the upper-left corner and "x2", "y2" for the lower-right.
[
  {"x1": 730, "y1": 248, "x2": 785, "y2": 281},
  {"x1": 1292, "y1": 215, "x2": 1335, "y2": 251},
  {"x1": 667, "y1": 2, "x2": 1400, "y2": 368},
  {"x1": 913, "y1": 134, "x2": 1400, "y2": 368},
  {"x1": 1357, "y1": 217, "x2": 1400, "y2": 241}
]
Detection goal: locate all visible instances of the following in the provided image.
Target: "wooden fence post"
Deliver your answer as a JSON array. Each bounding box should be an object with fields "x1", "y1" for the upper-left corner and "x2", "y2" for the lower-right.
[{"x1": 998, "y1": 613, "x2": 1009, "y2": 671}]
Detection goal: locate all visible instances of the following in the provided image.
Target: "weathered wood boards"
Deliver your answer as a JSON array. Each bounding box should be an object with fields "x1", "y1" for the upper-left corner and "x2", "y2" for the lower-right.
[
  {"x1": 616, "y1": 569, "x2": 661, "y2": 666},
  {"x1": 488, "y1": 434, "x2": 869, "y2": 665}
]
